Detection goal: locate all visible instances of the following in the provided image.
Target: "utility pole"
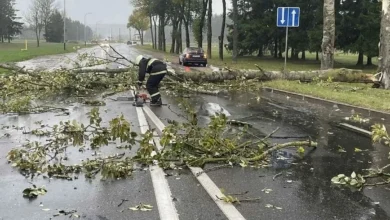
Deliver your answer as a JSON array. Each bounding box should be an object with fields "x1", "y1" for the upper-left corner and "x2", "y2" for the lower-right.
[{"x1": 63, "y1": 0, "x2": 66, "y2": 50}]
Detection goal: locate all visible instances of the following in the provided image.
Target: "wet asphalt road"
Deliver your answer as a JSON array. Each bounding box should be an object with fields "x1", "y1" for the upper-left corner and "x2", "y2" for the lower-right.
[
  {"x1": 151, "y1": 91, "x2": 390, "y2": 220},
  {"x1": 0, "y1": 43, "x2": 390, "y2": 219}
]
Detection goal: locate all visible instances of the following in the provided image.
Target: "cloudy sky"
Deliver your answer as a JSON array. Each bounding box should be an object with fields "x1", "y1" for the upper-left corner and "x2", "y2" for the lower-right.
[{"x1": 15, "y1": 0, "x2": 232, "y2": 25}]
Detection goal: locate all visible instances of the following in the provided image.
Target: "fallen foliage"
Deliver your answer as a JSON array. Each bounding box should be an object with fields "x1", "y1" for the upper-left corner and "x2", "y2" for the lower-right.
[
  {"x1": 1, "y1": 46, "x2": 318, "y2": 198},
  {"x1": 23, "y1": 184, "x2": 47, "y2": 199},
  {"x1": 332, "y1": 124, "x2": 390, "y2": 190}
]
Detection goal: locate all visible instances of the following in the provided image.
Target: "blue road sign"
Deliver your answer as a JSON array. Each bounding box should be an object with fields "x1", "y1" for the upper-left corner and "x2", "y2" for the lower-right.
[{"x1": 277, "y1": 7, "x2": 300, "y2": 27}]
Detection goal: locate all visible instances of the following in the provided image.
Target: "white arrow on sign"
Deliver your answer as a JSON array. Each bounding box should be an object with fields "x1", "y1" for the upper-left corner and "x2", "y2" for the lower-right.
[
  {"x1": 280, "y1": 8, "x2": 285, "y2": 24},
  {"x1": 291, "y1": 10, "x2": 296, "y2": 26}
]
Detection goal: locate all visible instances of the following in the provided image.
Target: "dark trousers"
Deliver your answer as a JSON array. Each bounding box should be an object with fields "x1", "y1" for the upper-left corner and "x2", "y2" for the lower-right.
[{"x1": 146, "y1": 72, "x2": 166, "y2": 102}]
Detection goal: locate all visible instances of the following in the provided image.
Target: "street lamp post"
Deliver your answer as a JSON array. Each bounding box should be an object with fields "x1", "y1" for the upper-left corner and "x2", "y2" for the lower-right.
[
  {"x1": 63, "y1": 0, "x2": 66, "y2": 50},
  {"x1": 84, "y1": 13, "x2": 92, "y2": 46}
]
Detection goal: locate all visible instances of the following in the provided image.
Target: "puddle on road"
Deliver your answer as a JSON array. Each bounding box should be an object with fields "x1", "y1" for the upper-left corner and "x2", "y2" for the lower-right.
[
  {"x1": 160, "y1": 90, "x2": 390, "y2": 219},
  {"x1": 0, "y1": 91, "x2": 162, "y2": 220},
  {"x1": 15, "y1": 43, "x2": 139, "y2": 72}
]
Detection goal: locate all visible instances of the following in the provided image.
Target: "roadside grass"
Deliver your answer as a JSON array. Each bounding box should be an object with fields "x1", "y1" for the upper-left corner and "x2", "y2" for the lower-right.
[
  {"x1": 136, "y1": 44, "x2": 378, "y2": 73},
  {"x1": 0, "y1": 41, "x2": 93, "y2": 63},
  {"x1": 262, "y1": 80, "x2": 390, "y2": 112}
]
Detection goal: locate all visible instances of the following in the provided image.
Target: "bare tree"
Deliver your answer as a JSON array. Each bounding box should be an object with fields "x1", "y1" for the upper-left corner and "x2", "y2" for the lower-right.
[
  {"x1": 25, "y1": 0, "x2": 43, "y2": 47},
  {"x1": 321, "y1": 0, "x2": 335, "y2": 70},
  {"x1": 38, "y1": 0, "x2": 56, "y2": 40},
  {"x1": 378, "y1": 0, "x2": 390, "y2": 89}
]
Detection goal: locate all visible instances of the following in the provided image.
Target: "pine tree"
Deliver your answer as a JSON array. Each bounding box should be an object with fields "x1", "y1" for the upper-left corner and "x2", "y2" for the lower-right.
[
  {"x1": 0, "y1": 0, "x2": 23, "y2": 43},
  {"x1": 44, "y1": 10, "x2": 63, "y2": 43}
]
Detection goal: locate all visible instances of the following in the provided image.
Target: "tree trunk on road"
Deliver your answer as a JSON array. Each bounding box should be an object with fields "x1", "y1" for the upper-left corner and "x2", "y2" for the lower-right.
[
  {"x1": 321, "y1": 0, "x2": 335, "y2": 70},
  {"x1": 169, "y1": 67, "x2": 371, "y2": 83},
  {"x1": 219, "y1": 0, "x2": 226, "y2": 61},
  {"x1": 207, "y1": 0, "x2": 212, "y2": 59},
  {"x1": 232, "y1": 0, "x2": 238, "y2": 63}
]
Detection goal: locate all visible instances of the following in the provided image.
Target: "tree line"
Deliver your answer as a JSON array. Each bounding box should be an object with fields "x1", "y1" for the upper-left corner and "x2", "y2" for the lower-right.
[
  {"x1": 0, "y1": 0, "x2": 23, "y2": 43},
  {"x1": 129, "y1": 0, "x2": 380, "y2": 65},
  {"x1": 130, "y1": 0, "x2": 231, "y2": 60},
  {"x1": 224, "y1": 0, "x2": 380, "y2": 66},
  {"x1": 25, "y1": 0, "x2": 93, "y2": 46}
]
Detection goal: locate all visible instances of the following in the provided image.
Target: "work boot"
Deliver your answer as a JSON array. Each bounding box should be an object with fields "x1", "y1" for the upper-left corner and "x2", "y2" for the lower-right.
[{"x1": 150, "y1": 98, "x2": 162, "y2": 106}]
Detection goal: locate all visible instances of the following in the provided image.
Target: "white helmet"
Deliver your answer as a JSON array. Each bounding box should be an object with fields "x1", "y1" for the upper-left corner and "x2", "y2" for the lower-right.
[{"x1": 135, "y1": 55, "x2": 144, "y2": 65}]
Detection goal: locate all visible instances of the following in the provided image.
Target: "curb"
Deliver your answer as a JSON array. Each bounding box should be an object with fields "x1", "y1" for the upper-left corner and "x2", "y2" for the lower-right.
[{"x1": 261, "y1": 87, "x2": 390, "y2": 119}]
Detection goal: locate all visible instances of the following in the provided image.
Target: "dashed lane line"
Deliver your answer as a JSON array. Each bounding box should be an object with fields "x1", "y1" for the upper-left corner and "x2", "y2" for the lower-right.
[
  {"x1": 142, "y1": 106, "x2": 247, "y2": 220},
  {"x1": 135, "y1": 107, "x2": 180, "y2": 220}
]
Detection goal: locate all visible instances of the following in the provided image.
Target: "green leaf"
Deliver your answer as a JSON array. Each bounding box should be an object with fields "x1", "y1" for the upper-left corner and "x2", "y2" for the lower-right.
[
  {"x1": 350, "y1": 179, "x2": 358, "y2": 186},
  {"x1": 129, "y1": 203, "x2": 153, "y2": 211},
  {"x1": 337, "y1": 174, "x2": 345, "y2": 178},
  {"x1": 354, "y1": 148, "x2": 362, "y2": 152},
  {"x1": 337, "y1": 145, "x2": 346, "y2": 153},
  {"x1": 331, "y1": 176, "x2": 340, "y2": 184},
  {"x1": 143, "y1": 204, "x2": 153, "y2": 209},
  {"x1": 297, "y1": 147, "x2": 305, "y2": 154}
]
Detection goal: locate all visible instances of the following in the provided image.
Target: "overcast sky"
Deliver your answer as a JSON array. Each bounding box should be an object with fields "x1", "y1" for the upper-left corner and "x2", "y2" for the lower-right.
[{"x1": 15, "y1": 0, "x2": 232, "y2": 25}]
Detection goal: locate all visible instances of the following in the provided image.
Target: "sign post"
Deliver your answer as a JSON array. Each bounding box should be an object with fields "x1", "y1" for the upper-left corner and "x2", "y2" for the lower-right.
[{"x1": 277, "y1": 7, "x2": 300, "y2": 71}]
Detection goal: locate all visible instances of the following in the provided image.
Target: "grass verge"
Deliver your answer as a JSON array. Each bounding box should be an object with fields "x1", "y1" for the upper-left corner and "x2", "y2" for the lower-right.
[
  {"x1": 136, "y1": 44, "x2": 378, "y2": 73},
  {"x1": 263, "y1": 80, "x2": 390, "y2": 112},
  {"x1": 0, "y1": 41, "x2": 94, "y2": 63}
]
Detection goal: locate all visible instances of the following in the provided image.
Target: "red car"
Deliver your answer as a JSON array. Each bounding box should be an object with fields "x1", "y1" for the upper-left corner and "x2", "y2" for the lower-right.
[{"x1": 179, "y1": 47, "x2": 207, "y2": 67}]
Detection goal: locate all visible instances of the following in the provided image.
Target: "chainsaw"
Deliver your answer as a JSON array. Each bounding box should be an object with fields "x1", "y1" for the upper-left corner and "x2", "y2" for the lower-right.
[{"x1": 132, "y1": 86, "x2": 150, "y2": 107}]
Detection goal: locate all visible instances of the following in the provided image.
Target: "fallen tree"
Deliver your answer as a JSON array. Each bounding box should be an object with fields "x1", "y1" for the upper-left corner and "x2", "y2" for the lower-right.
[
  {"x1": 7, "y1": 106, "x2": 317, "y2": 181},
  {"x1": 169, "y1": 66, "x2": 376, "y2": 84}
]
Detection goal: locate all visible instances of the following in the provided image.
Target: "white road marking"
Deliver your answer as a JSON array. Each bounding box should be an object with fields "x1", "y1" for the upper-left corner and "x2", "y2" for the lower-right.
[
  {"x1": 143, "y1": 106, "x2": 166, "y2": 132},
  {"x1": 135, "y1": 107, "x2": 179, "y2": 220},
  {"x1": 142, "y1": 106, "x2": 247, "y2": 220}
]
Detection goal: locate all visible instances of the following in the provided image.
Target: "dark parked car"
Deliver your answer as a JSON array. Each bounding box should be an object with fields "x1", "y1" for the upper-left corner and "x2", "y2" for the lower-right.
[{"x1": 179, "y1": 47, "x2": 207, "y2": 66}]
